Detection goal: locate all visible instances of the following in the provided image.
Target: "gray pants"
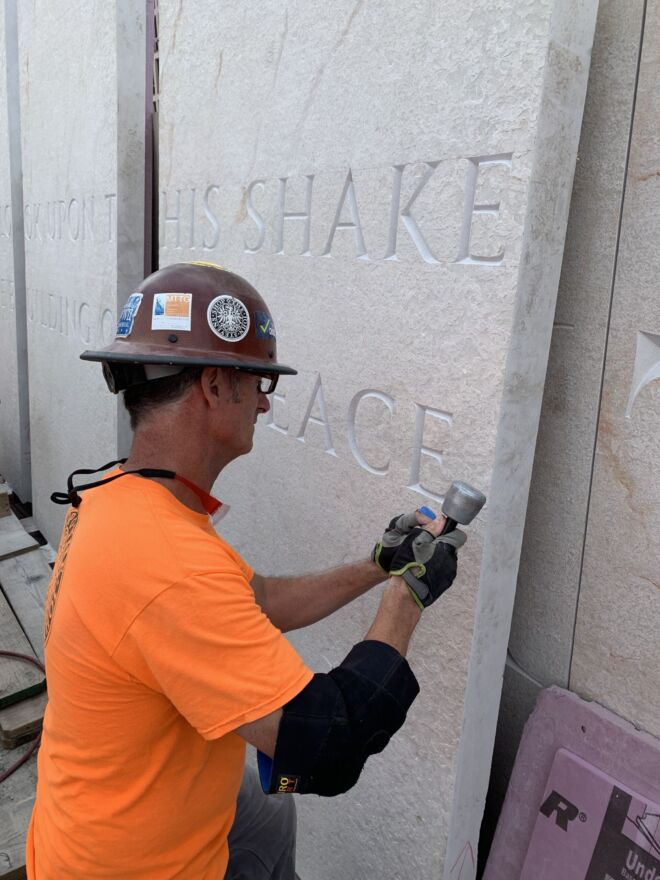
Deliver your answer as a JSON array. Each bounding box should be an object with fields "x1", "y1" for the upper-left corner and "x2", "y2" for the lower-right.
[{"x1": 225, "y1": 766, "x2": 297, "y2": 880}]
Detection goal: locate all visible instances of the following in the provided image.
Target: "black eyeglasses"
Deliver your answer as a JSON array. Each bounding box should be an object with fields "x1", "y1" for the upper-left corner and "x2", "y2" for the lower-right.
[{"x1": 232, "y1": 369, "x2": 279, "y2": 395}]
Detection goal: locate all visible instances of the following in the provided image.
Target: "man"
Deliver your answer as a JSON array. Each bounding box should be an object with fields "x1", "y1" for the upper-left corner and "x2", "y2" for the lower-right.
[{"x1": 27, "y1": 262, "x2": 465, "y2": 879}]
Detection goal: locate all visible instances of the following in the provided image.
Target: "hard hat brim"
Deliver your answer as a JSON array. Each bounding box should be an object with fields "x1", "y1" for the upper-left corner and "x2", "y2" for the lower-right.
[{"x1": 80, "y1": 349, "x2": 297, "y2": 376}]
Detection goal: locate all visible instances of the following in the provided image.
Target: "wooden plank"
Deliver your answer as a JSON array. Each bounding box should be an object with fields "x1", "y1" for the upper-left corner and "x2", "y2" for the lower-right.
[
  {"x1": 0, "y1": 691, "x2": 47, "y2": 749},
  {"x1": 0, "y1": 591, "x2": 45, "y2": 709},
  {"x1": 0, "y1": 743, "x2": 37, "y2": 880},
  {"x1": 0, "y1": 486, "x2": 10, "y2": 519},
  {"x1": 0, "y1": 549, "x2": 51, "y2": 662},
  {"x1": 15, "y1": 518, "x2": 37, "y2": 535},
  {"x1": 0, "y1": 514, "x2": 38, "y2": 563}
]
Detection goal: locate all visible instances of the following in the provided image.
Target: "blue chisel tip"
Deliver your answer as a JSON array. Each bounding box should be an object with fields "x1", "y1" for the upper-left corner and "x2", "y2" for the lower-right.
[{"x1": 417, "y1": 505, "x2": 437, "y2": 520}]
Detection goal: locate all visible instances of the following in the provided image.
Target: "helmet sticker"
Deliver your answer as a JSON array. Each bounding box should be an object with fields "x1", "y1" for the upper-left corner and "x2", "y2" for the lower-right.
[
  {"x1": 255, "y1": 311, "x2": 276, "y2": 339},
  {"x1": 190, "y1": 260, "x2": 226, "y2": 270},
  {"x1": 151, "y1": 292, "x2": 193, "y2": 331},
  {"x1": 207, "y1": 295, "x2": 250, "y2": 342},
  {"x1": 116, "y1": 293, "x2": 143, "y2": 338}
]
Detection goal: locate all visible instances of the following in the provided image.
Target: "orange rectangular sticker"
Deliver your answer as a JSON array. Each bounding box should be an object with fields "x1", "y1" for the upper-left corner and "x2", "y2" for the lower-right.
[{"x1": 152, "y1": 293, "x2": 192, "y2": 331}]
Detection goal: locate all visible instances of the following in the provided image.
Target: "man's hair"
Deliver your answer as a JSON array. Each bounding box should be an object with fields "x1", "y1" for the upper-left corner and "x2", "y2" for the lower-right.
[{"x1": 123, "y1": 367, "x2": 204, "y2": 430}]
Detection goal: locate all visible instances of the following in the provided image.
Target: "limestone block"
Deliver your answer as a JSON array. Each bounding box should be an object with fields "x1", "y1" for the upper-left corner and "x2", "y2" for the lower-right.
[
  {"x1": 510, "y1": 0, "x2": 646, "y2": 687},
  {"x1": 0, "y1": 1, "x2": 29, "y2": 501},
  {"x1": 156, "y1": 1, "x2": 597, "y2": 876},
  {"x1": 17, "y1": 1, "x2": 147, "y2": 543},
  {"x1": 570, "y1": 2, "x2": 660, "y2": 737}
]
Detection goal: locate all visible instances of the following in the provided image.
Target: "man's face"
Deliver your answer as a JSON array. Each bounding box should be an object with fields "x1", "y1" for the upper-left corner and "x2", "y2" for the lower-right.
[{"x1": 221, "y1": 370, "x2": 272, "y2": 457}]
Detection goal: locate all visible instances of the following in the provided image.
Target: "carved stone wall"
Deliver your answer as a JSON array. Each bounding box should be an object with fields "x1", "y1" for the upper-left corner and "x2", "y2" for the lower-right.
[
  {"x1": 15, "y1": 0, "x2": 147, "y2": 542},
  {"x1": 570, "y1": 0, "x2": 660, "y2": 737},
  {"x1": 489, "y1": 0, "x2": 660, "y2": 857},
  {"x1": 156, "y1": 2, "x2": 597, "y2": 876},
  {"x1": 0, "y1": 0, "x2": 29, "y2": 499}
]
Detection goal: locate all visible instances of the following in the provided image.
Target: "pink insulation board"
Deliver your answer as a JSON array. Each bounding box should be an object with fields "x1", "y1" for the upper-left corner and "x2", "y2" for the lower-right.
[{"x1": 485, "y1": 687, "x2": 660, "y2": 880}]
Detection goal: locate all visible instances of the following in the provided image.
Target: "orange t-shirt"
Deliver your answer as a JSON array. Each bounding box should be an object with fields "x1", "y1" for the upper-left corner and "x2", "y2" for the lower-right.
[{"x1": 26, "y1": 473, "x2": 313, "y2": 880}]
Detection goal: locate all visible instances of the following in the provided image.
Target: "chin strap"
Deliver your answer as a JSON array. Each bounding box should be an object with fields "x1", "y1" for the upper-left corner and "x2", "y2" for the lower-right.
[{"x1": 50, "y1": 459, "x2": 225, "y2": 520}]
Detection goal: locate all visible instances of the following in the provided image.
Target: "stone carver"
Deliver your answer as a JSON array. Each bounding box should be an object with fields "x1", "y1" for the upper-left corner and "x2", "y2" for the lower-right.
[{"x1": 26, "y1": 262, "x2": 466, "y2": 879}]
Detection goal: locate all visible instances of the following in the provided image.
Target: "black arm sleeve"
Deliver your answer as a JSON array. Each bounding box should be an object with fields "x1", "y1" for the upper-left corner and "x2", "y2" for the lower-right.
[{"x1": 257, "y1": 639, "x2": 420, "y2": 797}]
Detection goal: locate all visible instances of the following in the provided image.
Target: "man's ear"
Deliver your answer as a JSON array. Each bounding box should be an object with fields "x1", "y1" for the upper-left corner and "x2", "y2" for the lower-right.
[{"x1": 200, "y1": 367, "x2": 224, "y2": 407}]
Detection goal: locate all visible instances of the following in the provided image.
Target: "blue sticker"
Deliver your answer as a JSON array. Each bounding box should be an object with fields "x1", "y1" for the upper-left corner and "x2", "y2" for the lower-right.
[
  {"x1": 255, "y1": 311, "x2": 276, "y2": 340},
  {"x1": 116, "y1": 293, "x2": 143, "y2": 338}
]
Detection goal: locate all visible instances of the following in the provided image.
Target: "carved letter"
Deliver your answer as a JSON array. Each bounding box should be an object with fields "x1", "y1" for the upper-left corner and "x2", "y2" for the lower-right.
[
  {"x1": 99, "y1": 308, "x2": 115, "y2": 345},
  {"x1": 296, "y1": 374, "x2": 337, "y2": 456},
  {"x1": 407, "y1": 404, "x2": 453, "y2": 502},
  {"x1": 347, "y1": 390, "x2": 395, "y2": 476},
  {"x1": 265, "y1": 391, "x2": 289, "y2": 435},
  {"x1": 104, "y1": 193, "x2": 116, "y2": 243},
  {"x1": 322, "y1": 171, "x2": 368, "y2": 259},
  {"x1": 189, "y1": 187, "x2": 196, "y2": 247},
  {"x1": 162, "y1": 189, "x2": 182, "y2": 247},
  {"x1": 47, "y1": 201, "x2": 57, "y2": 240},
  {"x1": 455, "y1": 153, "x2": 512, "y2": 265},
  {"x1": 274, "y1": 175, "x2": 314, "y2": 255},
  {"x1": 78, "y1": 302, "x2": 92, "y2": 345},
  {"x1": 385, "y1": 162, "x2": 440, "y2": 264},
  {"x1": 64, "y1": 297, "x2": 77, "y2": 338},
  {"x1": 82, "y1": 196, "x2": 95, "y2": 241},
  {"x1": 244, "y1": 180, "x2": 267, "y2": 253},
  {"x1": 202, "y1": 185, "x2": 220, "y2": 249},
  {"x1": 2, "y1": 204, "x2": 11, "y2": 238},
  {"x1": 47, "y1": 293, "x2": 58, "y2": 330},
  {"x1": 625, "y1": 331, "x2": 660, "y2": 418},
  {"x1": 24, "y1": 204, "x2": 32, "y2": 239},
  {"x1": 67, "y1": 199, "x2": 80, "y2": 241},
  {"x1": 58, "y1": 200, "x2": 66, "y2": 239}
]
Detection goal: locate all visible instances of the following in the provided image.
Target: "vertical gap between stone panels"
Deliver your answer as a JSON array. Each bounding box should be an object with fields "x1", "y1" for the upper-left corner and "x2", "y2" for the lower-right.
[
  {"x1": 151, "y1": 0, "x2": 159, "y2": 272},
  {"x1": 116, "y1": 0, "x2": 153, "y2": 457},
  {"x1": 145, "y1": 0, "x2": 157, "y2": 275},
  {"x1": 567, "y1": 0, "x2": 648, "y2": 689},
  {"x1": 5, "y1": 0, "x2": 32, "y2": 502}
]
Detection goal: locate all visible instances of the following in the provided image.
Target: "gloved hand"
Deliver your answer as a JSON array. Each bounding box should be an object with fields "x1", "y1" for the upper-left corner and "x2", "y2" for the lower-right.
[
  {"x1": 372, "y1": 512, "x2": 424, "y2": 574},
  {"x1": 390, "y1": 525, "x2": 466, "y2": 610}
]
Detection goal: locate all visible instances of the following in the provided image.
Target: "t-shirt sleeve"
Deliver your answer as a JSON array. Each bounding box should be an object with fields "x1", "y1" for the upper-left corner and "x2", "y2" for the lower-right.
[{"x1": 113, "y1": 569, "x2": 313, "y2": 740}]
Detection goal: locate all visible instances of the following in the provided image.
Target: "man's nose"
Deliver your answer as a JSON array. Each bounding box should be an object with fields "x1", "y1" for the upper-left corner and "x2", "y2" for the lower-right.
[{"x1": 257, "y1": 392, "x2": 270, "y2": 415}]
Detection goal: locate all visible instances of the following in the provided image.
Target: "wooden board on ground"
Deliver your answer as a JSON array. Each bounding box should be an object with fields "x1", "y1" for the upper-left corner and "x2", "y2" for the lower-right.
[
  {"x1": 0, "y1": 514, "x2": 37, "y2": 562},
  {"x1": 0, "y1": 548, "x2": 51, "y2": 662},
  {"x1": 0, "y1": 691, "x2": 47, "y2": 749},
  {"x1": 0, "y1": 486, "x2": 10, "y2": 519},
  {"x1": 0, "y1": 743, "x2": 38, "y2": 880},
  {"x1": 0, "y1": 590, "x2": 45, "y2": 709},
  {"x1": 15, "y1": 518, "x2": 37, "y2": 535}
]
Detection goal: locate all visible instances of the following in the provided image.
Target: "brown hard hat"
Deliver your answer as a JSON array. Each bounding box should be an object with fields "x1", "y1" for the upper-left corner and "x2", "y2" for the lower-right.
[{"x1": 81, "y1": 262, "x2": 296, "y2": 392}]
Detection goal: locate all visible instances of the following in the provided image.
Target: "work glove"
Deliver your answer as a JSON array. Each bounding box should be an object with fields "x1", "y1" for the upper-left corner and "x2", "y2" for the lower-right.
[
  {"x1": 372, "y1": 512, "x2": 422, "y2": 574},
  {"x1": 390, "y1": 526, "x2": 466, "y2": 611}
]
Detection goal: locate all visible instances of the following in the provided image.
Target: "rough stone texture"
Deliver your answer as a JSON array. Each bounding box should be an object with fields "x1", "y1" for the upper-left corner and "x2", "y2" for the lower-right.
[
  {"x1": 157, "y1": 2, "x2": 597, "y2": 876},
  {"x1": 484, "y1": 687, "x2": 660, "y2": 880},
  {"x1": 570, "y1": 1, "x2": 660, "y2": 738},
  {"x1": 17, "y1": 1, "x2": 147, "y2": 543},
  {"x1": 0, "y1": 2, "x2": 28, "y2": 500},
  {"x1": 509, "y1": 0, "x2": 646, "y2": 689}
]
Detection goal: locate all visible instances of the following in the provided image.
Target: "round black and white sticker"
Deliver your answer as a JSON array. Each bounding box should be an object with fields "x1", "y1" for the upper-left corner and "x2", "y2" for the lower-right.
[{"x1": 207, "y1": 295, "x2": 250, "y2": 342}]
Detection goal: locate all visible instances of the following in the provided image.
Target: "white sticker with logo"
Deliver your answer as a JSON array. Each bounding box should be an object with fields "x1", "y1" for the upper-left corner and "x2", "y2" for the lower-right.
[
  {"x1": 207, "y1": 295, "x2": 250, "y2": 342},
  {"x1": 151, "y1": 293, "x2": 193, "y2": 331},
  {"x1": 116, "y1": 293, "x2": 143, "y2": 338}
]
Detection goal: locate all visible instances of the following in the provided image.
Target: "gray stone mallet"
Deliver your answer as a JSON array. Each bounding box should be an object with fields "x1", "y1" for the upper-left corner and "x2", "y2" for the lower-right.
[{"x1": 438, "y1": 480, "x2": 486, "y2": 535}]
